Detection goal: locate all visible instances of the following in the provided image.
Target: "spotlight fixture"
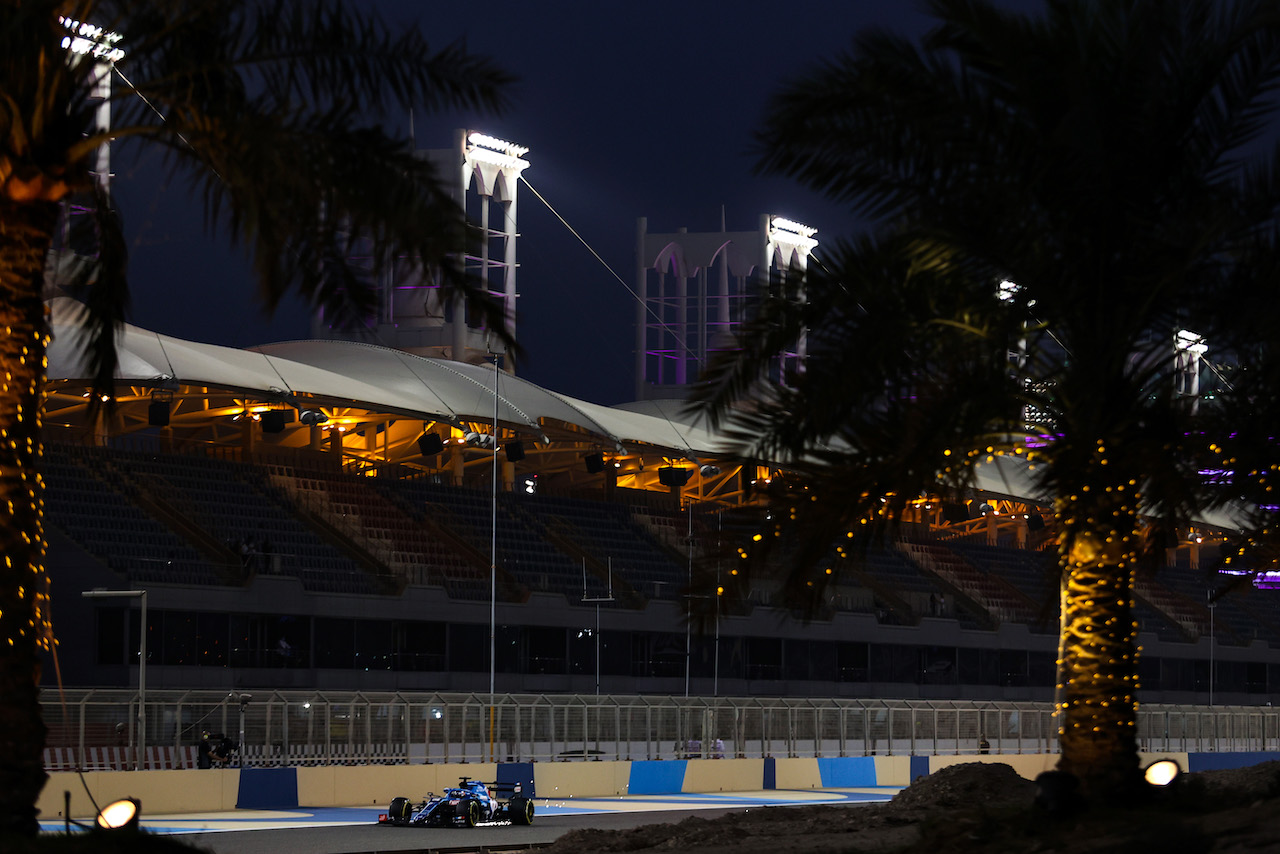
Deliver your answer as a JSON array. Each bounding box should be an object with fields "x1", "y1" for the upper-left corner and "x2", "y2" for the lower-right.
[
  {"x1": 464, "y1": 431, "x2": 495, "y2": 449},
  {"x1": 1144, "y1": 759, "x2": 1182, "y2": 787},
  {"x1": 299, "y1": 409, "x2": 328, "y2": 426},
  {"x1": 700, "y1": 464, "x2": 721, "y2": 477},
  {"x1": 96, "y1": 797, "x2": 141, "y2": 831}
]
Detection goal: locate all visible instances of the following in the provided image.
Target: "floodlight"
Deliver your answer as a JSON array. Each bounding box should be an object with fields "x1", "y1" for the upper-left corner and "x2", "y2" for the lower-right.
[
  {"x1": 465, "y1": 431, "x2": 495, "y2": 449},
  {"x1": 467, "y1": 132, "x2": 529, "y2": 157},
  {"x1": 768, "y1": 217, "x2": 819, "y2": 251},
  {"x1": 59, "y1": 16, "x2": 125, "y2": 62},
  {"x1": 95, "y1": 797, "x2": 140, "y2": 831},
  {"x1": 1144, "y1": 759, "x2": 1182, "y2": 787},
  {"x1": 299, "y1": 409, "x2": 327, "y2": 426},
  {"x1": 1175, "y1": 329, "x2": 1208, "y2": 355},
  {"x1": 770, "y1": 216, "x2": 817, "y2": 237},
  {"x1": 700, "y1": 464, "x2": 721, "y2": 477}
]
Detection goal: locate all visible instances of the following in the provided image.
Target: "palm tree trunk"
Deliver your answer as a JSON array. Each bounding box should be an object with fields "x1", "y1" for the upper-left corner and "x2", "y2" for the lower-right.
[
  {"x1": 1054, "y1": 485, "x2": 1142, "y2": 801},
  {"x1": 0, "y1": 197, "x2": 58, "y2": 836}
]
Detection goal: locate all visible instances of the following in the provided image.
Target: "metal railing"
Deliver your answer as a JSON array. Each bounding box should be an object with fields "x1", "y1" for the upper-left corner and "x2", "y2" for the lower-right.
[{"x1": 38, "y1": 689, "x2": 1280, "y2": 770}]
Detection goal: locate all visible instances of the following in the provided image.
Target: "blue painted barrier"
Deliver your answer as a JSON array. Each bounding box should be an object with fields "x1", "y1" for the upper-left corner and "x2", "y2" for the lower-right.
[
  {"x1": 498, "y1": 761, "x2": 536, "y2": 798},
  {"x1": 628, "y1": 760, "x2": 688, "y2": 795},
  {"x1": 816, "y1": 757, "x2": 878, "y2": 788},
  {"x1": 236, "y1": 767, "x2": 299, "y2": 809},
  {"x1": 1187, "y1": 751, "x2": 1280, "y2": 773}
]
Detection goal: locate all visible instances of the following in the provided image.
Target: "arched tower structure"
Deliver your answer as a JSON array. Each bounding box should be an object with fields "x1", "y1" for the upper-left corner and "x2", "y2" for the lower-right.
[
  {"x1": 311, "y1": 129, "x2": 529, "y2": 367},
  {"x1": 635, "y1": 214, "x2": 817, "y2": 400}
]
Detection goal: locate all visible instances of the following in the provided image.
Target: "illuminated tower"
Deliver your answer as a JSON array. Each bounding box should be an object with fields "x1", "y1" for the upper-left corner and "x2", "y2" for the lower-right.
[
  {"x1": 46, "y1": 16, "x2": 125, "y2": 293},
  {"x1": 311, "y1": 129, "x2": 529, "y2": 366},
  {"x1": 634, "y1": 214, "x2": 818, "y2": 400}
]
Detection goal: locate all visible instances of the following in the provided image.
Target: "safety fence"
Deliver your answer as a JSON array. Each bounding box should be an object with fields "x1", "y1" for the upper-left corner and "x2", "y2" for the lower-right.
[{"x1": 39, "y1": 690, "x2": 1280, "y2": 770}]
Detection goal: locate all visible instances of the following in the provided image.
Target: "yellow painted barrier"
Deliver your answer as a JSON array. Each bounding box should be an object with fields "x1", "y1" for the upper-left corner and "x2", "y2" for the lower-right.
[
  {"x1": 871, "y1": 756, "x2": 913, "y2": 788},
  {"x1": 682, "y1": 758, "x2": 764, "y2": 793},
  {"x1": 52, "y1": 753, "x2": 1180, "y2": 819},
  {"x1": 536, "y1": 760, "x2": 631, "y2": 798},
  {"x1": 772, "y1": 757, "x2": 821, "y2": 789},
  {"x1": 926, "y1": 753, "x2": 1189, "y2": 781},
  {"x1": 298, "y1": 763, "x2": 498, "y2": 808},
  {"x1": 38, "y1": 768, "x2": 239, "y2": 821}
]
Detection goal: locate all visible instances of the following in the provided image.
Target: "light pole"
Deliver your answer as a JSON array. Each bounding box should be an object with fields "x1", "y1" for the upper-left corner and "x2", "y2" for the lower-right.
[
  {"x1": 489, "y1": 346, "x2": 501, "y2": 762},
  {"x1": 684, "y1": 501, "x2": 692, "y2": 697},
  {"x1": 582, "y1": 559, "x2": 615, "y2": 696},
  {"x1": 82, "y1": 588, "x2": 147, "y2": 770},
  {"x1": 714, "y1": 510, "x2": 721, "y2": 697},
  {"x1": 235, "y1": 693, "x2": 252, "y2": 767},
  {"x1": 1208, "y1": 593, "x2": 1216, "y2": 708}
]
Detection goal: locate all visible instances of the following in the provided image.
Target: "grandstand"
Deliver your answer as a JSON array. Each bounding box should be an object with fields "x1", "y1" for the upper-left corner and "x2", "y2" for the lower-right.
[{"x1": 40, "y1": 300, "x2": 1280, "y2": 707}]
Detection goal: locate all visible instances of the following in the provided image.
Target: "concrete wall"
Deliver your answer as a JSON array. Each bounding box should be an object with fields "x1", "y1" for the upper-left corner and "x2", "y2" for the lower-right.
[
  {"x1": 684, "y1": 758, "x2": 765, "y2": 793},
  {"x1": 537, "y1": 761, "x2": 632, "y2": 798},
  {"x1": 925, "y1": 752, "x2": 1195, "y2": 781},
  {"x1": 40, "y1": 768, "x2": 240, "y2": 821},
  {"x1": 41, "y1": 751, "x2": 1280, "y2": 820},
  {"x1": 295, "y1": 762, "x2": 498, "y2": 808}
]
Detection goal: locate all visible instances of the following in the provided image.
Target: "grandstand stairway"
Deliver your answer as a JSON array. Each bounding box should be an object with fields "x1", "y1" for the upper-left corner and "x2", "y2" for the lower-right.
[
  {"x1": 88, "y1": 457, "x2": 245, "y2": 582},
  {"x1": 512, "y1": 509, "x2": 645, "y2": 609},
  {"x1": 897, "y1": 541, "x2": 1039, "y2": 628},
  {"x1": 264, "y1": 465, "x2": 480, "y2": 595},
  {"x1": 44, "y1": 443, "x2": 227, "y2": 586},
  {"x1": 1133, "y1": 574, "x2": 1211, "y2": 642}
]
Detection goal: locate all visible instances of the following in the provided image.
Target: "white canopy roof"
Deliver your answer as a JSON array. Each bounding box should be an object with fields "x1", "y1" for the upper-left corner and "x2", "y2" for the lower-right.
[
  {"x1": 43, "y1": 297, "x2": 1244, "y2": 530},
  {"x1": 45, "y1": 297, "x2": 729, "y2": 458}
]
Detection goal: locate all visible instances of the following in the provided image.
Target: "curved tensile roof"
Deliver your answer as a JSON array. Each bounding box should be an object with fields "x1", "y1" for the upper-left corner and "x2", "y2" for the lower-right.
[
  {"x1": 41, "y1": 297, "x2": 1242, "y2": 534},
  {"x1": 43, "y1": 298, "x2": 743, "y2": 498}
]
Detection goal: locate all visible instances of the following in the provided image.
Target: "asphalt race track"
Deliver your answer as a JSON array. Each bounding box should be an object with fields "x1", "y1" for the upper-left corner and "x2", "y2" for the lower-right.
[{"x1": 40, "y1": 789, "x2": 900, "y2": 854}]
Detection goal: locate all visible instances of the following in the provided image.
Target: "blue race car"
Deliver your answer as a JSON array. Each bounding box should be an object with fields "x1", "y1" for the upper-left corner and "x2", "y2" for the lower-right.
[{"x1": 379, "y1": 778, "x2": 534, "y2": 828}]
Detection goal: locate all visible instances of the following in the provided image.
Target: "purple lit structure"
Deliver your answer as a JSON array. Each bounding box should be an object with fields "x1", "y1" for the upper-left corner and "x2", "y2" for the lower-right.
[
  {"x1": 633, "y1": 215, "x2": 817, "y2": 401},
  {"x1": 311, "y1": 129, "x2": 529, "y2": 367}
]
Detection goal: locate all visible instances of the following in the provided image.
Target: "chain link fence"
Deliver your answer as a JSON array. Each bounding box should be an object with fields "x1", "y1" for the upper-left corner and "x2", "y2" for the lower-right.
[{"x1": 39, "y1": 689, "x2": 1280, "y2": 770}]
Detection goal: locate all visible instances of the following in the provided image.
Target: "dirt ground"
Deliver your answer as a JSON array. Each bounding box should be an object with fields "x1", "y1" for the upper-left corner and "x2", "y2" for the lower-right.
[{"x1": 544, "y1": 761, "x2": 1280, "y2": 853}]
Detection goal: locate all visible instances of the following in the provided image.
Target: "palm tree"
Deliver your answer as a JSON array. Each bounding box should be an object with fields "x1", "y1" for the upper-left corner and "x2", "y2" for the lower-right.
[
  {"x1": 1, "y1": 0, "x2": 510, "y2": 835},
  {"x1": 695, "y1": 0, "x2": 1280, "y2": 801}
]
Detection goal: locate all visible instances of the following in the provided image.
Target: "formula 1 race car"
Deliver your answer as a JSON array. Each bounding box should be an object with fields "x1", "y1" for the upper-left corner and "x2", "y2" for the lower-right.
[{"x1": 378, "y1": 778, "x2": 535, "y2": 828}]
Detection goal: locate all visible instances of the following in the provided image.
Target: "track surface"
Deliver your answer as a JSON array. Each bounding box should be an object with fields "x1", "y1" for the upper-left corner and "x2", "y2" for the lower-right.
[{"x1": 41, "y1": 788, "x2": 900, "y2": 854}]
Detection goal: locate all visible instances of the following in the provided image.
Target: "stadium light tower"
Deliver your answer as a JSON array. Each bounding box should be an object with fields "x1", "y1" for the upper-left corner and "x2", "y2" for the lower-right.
[
  {"x1": 59, "y1": 16, "x2": 124, "y2": 196},
  {"x1": 1175, "y1": 329, "x2": 1208, "y2": 414}
]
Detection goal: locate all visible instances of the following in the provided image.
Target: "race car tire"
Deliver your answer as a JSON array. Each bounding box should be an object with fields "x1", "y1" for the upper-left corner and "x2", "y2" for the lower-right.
[
  {"x1": 511, "y1": 796, "x2": 534, "y2": 826},
  {"x1": 388, "y1": 797, "x2": 412, "y2": 823},
  {"x1": 463, "y1": 799, "x2": 480, "y2": 828}
]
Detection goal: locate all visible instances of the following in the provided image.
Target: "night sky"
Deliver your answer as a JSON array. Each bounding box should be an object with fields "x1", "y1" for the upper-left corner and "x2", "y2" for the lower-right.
[{"x1": 109, "y1": 1, "x2": 1036, "y2": 406}]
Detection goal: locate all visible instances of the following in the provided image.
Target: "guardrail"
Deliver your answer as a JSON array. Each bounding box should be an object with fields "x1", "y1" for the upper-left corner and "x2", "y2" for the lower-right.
[{"x1": 39, "y1": 690, "x2": 1280, "y2": 770}]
